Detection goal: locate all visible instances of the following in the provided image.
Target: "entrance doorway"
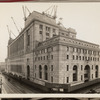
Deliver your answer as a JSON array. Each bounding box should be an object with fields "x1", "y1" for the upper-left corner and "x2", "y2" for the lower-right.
[
  {"x1": 84, "y1": 65, "x2": 90, "y2": 82},
  {"x1": 27, "y1": 65, "x2": 30, "y2": 80}
]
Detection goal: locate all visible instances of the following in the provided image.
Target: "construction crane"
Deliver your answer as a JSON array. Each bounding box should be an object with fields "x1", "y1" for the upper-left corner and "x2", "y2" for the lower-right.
[
  {"x1": 22, "y1": 5, "x2": 26, "y2": 21},
  {"x1": 25, "y1": 6, "x2": 31, "y2": 15},
  {"x1": 7, "y1": 25, "x2": 16, "y2": 39},
  {"x1": 22, "y1": 5, "x2": 31, "y2": 21},
  {"x1": 10, "y1": 30, "x2": 16, "y2": 38},
  {"x1": 43, "y1": 5, "x2": 58, "y2": 19},
  {"x1": 53, "y1": 5, "x2": 57, "y2": 19},
  {"x1": 57, "y1": 17, "x2": 66, "y2": 29},
  {"x1": 11, "y1": 17, "x2": 20, "y2": 33},
  {"x1": 7, "y1": 25, "x2": 11, "y2": 39}
]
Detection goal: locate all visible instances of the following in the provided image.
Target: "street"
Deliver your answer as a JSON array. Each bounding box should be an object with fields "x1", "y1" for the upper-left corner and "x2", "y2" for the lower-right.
[
  {"x1": 71, "y1": 83, "x2": 100, "y2": 93},
  {"x1": 1, "y1": 73, "x2": 100, "y2": 93},
  {"x1": 1, "y1": 74, "x2": 41, "y2": 93}
]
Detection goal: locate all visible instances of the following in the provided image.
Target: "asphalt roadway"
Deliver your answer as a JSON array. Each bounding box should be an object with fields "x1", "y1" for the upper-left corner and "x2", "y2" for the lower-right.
[{"x1": 1, "y1": 74, "x2": 40, "y2": 94}]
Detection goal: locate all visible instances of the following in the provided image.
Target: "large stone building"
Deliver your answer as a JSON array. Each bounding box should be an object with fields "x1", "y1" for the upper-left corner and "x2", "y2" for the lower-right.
[{"x1": 6, "y1": 9, "x2": 100, "y2": 92}]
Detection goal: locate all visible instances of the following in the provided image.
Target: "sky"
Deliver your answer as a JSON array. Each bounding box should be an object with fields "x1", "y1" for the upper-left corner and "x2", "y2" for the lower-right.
[{"x1": 0, "y1": 2, "x2": 100, "y2": 62}]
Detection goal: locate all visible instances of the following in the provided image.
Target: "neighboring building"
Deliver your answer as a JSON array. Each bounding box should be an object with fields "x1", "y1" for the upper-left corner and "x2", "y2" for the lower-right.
[
  {"x1": 6, "y1": 9, "x2": 100, "y2": 92},
  {"x1": 0, "y1": 62, "x2": 6, "y2": 72}
]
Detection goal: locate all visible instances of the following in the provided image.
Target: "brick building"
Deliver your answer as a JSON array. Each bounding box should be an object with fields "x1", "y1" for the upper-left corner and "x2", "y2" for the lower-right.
[{"x1": 6, "y1": 10, "x2": 100, "y2": 92}]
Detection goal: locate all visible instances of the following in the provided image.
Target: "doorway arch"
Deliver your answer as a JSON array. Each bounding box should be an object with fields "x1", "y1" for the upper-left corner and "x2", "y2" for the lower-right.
[
  {"x1": 27, "y1": 65, "x2": 30, "y2": 80},
  {"x1": 44, "y1": 65, "x2": 48, "y2": 80},
  {"x1": 39, "y1": 65, "x2": 42, "y2": 79},
  {"x1": 84, "y1": 65, "x2": 90, "y2": 82}
]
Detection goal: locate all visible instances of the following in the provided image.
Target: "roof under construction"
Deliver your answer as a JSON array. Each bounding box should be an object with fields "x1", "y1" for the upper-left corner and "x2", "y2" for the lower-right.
[{"x1": 25, "y1": 11, "x2": 57, "y2": 27}]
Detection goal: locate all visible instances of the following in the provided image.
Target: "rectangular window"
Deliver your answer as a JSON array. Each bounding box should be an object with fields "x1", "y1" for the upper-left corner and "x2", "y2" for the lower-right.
[
  {"x1": 83, "y1": 49, "x2": 84, "y2": 53},
  {"x1": 85, "y1": 57, "x2": 87, "y2": 61},
  {"x1": 34, "y1": 65, "x2": 36, "y2": 70},
  {"x1": 98, "y1": 51, "x2": 100, "y2": 55},
  {"x1": 48, "y1": 27, "x2": 50, "y2": 31},
  {"x1": 45, "y1": 73, "x2": 48, "y2": 80},
  {"x1": 46, "y1": 26, "x2": 50, "y2": 32},
  {"x1": 84, "y1": 74, "x2": 88, "y2": 78},
  {"x1": 93, "y1": 51, "x2": 96, "y2": 55},
  {"x1": 81, "y1": 65, "x2": 83, "y2": 70},
  {"x1": 73, "y1": 55, "x2": 74, "y2": 60},
  {"x1": 67, "y1": 55, "x2": 69, "y2": 59},
  {"x1": 38, "y1": 57, "x2": 40, "y2": 61},
  {"x1": 27, "y1": 29, "x2": 30, "y2": 46},
  {"x1": 35, "y1": 57, "x2": 37, "y2": 61},
  {"x1": 67, "y1": 77, "x2": 69, "y2": 83},
  {"x1": 47, "y1": 47, "x2": 53, "y2": 53},
  {"x1": 41, "y1": 56, "x2": 42, "y2": 60},
  {"x1": 76, "y1": 48, "x2": 78, "y2": 52},
  {"x1": 53, "y1": 29, "x2": 56, "y2": 33},
  {"x1": 78, "y1": 48, "x2": 81, "y2": 53},
  {"x1": 73, "y1": 73, "x2": 77, "y2": 81},
  {"x1": 51, "y1": 55, "x2": 53, "y2": 59},
  {"x1": 35, "y1": 73, "x2": 36, "y2": 78},
  {"x1": 39, "y1": 25, "x2": 43, "y2": 30},
  {"x1": 84, "y1": 49, "x2": 87, "y2": 54},
  {"x1": 89, "y1": 50, "x2": 92, "y2": 55},
  {"x1": 93, "y1": 57, "x2": 94, "y2": 61},
  {"x1": 51, "y1": 76, "x2": 53, "y2": 82},
  {"x1": 46, "y1": 33, "x2": 49, "y2": 36},
  {"x1": 51, "y1": 65, "x2": 53, "y2": 71},
  {"x1": 92, "y1": 74, "x2": 93, "y2": 79},
  {"x1": 88, "y1": 57, "x2": 89, "y2": 61},
  {"x1": 92, "y1": 65, "x2": 93, "y2": 69},
  {"x1": 39, "y1": 31, "x2": 42, "y2": 34},
  {"x1": 53, "y1": 34, "x2": 56, "y2": 37},
  {"x1": 73, "y1": 48, "x2": 75, "y2": 52},
  {"x1": 79, "y1": 56, "x2": 81, "y2": 60},
  {"x1": 83, "y1": 56, "x2": 84, "y2": 60},
  {"x1": 67, "y1": 46, "x2": 69, "y2": 51},
  {"x1": 47, "y1": 56, "x2": 48, "y2": 60},
  {"x1": 41, "y1": 50, "x2": 43, "y2": 54},
  {"x1": 46, "y1": 37, "x2": 49, "y2": 40},
  {"x1": 39, "y1": 66, "x2": 42, "y2": 79},
  {"x1": 76, "y1": 56, "x2": 78, "y2": 60},
  {"x1": 44, "y1": 56, "x2": 45, "y2": 60},
  {"x1": 91, "y1": 57, "x2": 92, "y2": 61},
  {"x1": 67, "y1": 65, "x2": 69, "y2": 71},
  {"x1": 27, "y1": 34, "x2": 30, "y2": 46},
  {"x1": 81, "y1": 75, "x2": 83, "y2": 80}
]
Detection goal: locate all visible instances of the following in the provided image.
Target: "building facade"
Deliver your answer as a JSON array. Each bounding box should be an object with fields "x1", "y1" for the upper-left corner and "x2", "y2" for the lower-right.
[
  {"x1": 6, "y1": 10, "x2": 100, "y2": 92},
  {"x1": 0, "y1": 62, "x2": 6, "y2": 72}
]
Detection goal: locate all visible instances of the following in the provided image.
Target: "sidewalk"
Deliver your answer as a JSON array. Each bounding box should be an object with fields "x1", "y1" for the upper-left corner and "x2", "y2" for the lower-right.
[{"x1": 2, "y1": 84, "x2": 7, "y2": 94}]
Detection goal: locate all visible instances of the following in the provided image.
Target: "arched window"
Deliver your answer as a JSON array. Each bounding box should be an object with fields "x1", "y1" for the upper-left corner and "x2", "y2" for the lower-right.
[
  {"x1": 39, "y1": 65, "x2": 42, "y2": 79},
  {"x1": 84, "y1": 65, "x2": 90, "y2": 82},
  {"x1": 27, "y1": 65, "x2": 30, "y2": 79},
  {"x1": 73, "y1": 65, "x2": 77, "y2": 70},
  {"x1": 44, "y1": 65, "x2": 48, "y2": 80},
  {"x1": 73, "y1": 65, "x2": 77, "y2": 81},
  {"x1": 95, "y1": 65, "x2": 98, "y2": 78}
]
